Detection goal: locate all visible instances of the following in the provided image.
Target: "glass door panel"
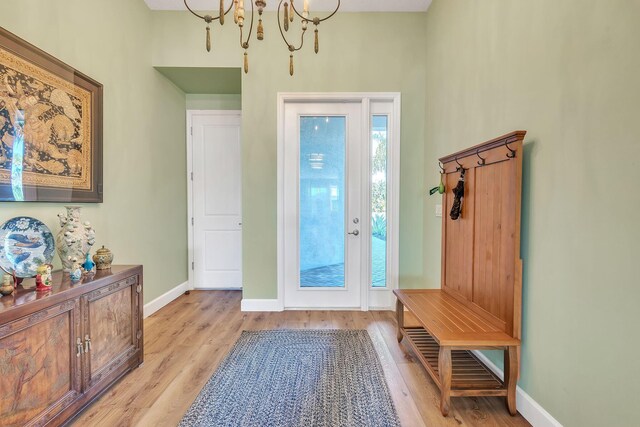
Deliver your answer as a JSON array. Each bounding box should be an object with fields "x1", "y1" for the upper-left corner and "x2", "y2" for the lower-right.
[
  {"x1": 299, "y1": 116, "x2": 346, "y2": 288},
  {"x1": 371, "y1": 115, "x2": 388, "y2": 288},
  {"x1": 283, "y1": 101, "x2": 362, "y2": 309}
]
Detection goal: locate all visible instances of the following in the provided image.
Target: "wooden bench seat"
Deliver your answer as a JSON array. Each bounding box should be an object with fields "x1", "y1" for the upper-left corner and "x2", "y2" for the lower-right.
[
  {"x1": 395, "y1": 290, "x2": 520, "y2": 417},
  {"x1": 394, "y1": 289, "x2": 520, "y2": 347}
]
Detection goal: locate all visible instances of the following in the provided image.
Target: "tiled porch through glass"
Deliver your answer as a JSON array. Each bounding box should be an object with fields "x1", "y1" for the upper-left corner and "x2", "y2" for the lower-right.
[{"x1": 300, "y1": 236, "x2": 387, "y2": 288}]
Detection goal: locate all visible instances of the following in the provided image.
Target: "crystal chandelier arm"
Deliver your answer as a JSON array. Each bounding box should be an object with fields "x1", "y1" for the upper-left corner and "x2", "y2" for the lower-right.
[
  {"x1": 277, "y1": 0, "x2": 307, "y2": 51},
  {"x1": 183, "y1": 0, "x2": 234, "y2": 22},
  {"x1": 290, "y1": 0, "x2": 340, "y2": 23}
]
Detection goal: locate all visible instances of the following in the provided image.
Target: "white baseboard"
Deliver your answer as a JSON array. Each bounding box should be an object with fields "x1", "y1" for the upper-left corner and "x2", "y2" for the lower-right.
[
  {"x1": 472, "y1": 351, "x2": 563, "y2": 427},
  {"x1": 143, "y1": 281, "x2": 189, "y2": 318},
  {"x1": 241, "y1": 299, "x2": 283, "y2": 312},
  {"x1": 240, "y1": 298, "x2": 393, "y2": 312}
]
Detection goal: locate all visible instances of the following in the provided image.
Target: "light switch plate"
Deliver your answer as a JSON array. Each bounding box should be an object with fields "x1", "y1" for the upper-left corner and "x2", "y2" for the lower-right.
[{"x1": 435, "y1": 204, "x2": 442, "y2": 217}]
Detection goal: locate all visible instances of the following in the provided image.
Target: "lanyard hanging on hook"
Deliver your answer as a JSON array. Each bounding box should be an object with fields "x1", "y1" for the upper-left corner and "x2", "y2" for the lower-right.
[{"x1": 450, "y1": 168, "x2": 465, "y2": 220}]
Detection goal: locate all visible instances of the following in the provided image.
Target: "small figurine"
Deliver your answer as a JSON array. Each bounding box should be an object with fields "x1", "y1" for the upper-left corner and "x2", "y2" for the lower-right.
[
  {"x1": 82, "y1": 252, "x2": 95, "y2": 273},
  {"x1": 35, "y1": 264, "x2": 53, "y2": 292},
  {"x1": 0, "y1": 274, "x2": 14, "y2": 296},
  {"x1": 69, "y1": 257, "x2": 83, "y2": 282}
]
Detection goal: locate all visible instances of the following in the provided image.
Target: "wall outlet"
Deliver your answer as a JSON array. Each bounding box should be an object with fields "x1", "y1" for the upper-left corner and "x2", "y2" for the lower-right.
[{"x1": 435, "y1": 204, "x2": 443, "y2": 217}]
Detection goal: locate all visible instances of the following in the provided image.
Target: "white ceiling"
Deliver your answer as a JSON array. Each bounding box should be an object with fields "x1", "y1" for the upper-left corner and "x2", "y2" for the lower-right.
[{"x1": 144, "y1": 0, "x2": 432, "y2": 12}]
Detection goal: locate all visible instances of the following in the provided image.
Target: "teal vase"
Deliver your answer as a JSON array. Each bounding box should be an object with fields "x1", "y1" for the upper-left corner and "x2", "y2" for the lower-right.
[{"x1": 83, "y1": 252, "x2": 95, "y2": 272}]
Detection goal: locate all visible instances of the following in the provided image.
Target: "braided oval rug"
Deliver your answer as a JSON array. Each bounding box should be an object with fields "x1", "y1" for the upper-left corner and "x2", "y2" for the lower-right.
[{"x1": 179, "y1": 330, "x2": 401, "y2": 427}]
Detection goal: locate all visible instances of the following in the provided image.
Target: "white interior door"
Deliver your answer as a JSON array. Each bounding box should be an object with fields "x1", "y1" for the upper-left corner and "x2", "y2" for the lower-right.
[
  {"x1": 191, "y1": 111, "x2": 242, "y2": 289},
  {"x1": 283, "y1": 102, "x2": 363, "y2": 309}
]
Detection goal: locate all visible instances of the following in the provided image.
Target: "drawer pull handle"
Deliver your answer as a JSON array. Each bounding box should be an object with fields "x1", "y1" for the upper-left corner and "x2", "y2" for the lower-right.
[
  {"x1": 76, "y1": 337, "x2": 84, "y2": 357},
  {"x1": 84, "y1": 335, "x2": 92, "y2": 353}
]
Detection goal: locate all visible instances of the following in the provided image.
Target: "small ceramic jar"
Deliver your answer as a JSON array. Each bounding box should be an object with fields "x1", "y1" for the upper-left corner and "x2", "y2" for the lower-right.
[
  {"x1": 0, "y1": 275, "x2": 14, "y2": 296},
  {"x1": 93, "y1": 246, "x2": 114, "y2": 270}
]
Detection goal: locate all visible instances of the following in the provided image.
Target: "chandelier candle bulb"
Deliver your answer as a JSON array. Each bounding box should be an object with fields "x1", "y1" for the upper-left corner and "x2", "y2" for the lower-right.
[
  {"x1": 304, "y1": 0, "x2": 309, "y2": 13},
  {"x1": 290, "y1": 1, "x2": 294, "y2": 22},
  {"x1": 206, "y1": 25, "x2": 211, "y2": 51},
  {"x1": 244, "y1": 51, "x2": 249, "y2": 73},
  {"x1": 289, "y1": 54, "x2": 294, "y2": 76},
  {"x1": 219, "y1": 0, "x2": 225, "y2": 25},
  {"x1": 233, "y1": 0, "x2": 239, "y2": 24}
]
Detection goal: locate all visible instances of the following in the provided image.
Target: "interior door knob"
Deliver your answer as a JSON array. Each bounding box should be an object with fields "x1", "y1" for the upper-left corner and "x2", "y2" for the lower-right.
[{"x1": 348, "y1": 230, "x2": 360, "y2": 236}]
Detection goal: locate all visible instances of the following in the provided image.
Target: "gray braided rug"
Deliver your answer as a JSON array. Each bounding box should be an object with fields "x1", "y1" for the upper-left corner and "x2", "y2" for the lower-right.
[{"x1": 179, "y1": 330, "x2": 401, "y2": 427}]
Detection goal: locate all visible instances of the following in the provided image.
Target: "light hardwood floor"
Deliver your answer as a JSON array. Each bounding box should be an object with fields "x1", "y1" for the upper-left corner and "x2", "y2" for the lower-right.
[{"x1": 71, "y1": 291, "x2": 531, "y2": 427}]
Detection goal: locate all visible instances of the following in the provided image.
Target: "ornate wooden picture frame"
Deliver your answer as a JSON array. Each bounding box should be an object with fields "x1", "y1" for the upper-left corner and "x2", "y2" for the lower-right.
[{"x1": 0, "y1": 27, "x2": 103, "y2": 202}]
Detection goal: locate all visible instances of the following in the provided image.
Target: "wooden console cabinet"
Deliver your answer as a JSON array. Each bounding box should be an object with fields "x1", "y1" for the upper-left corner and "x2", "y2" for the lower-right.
[{"x1": 0, "y1": 265, "x2": 143, "y2": 427}]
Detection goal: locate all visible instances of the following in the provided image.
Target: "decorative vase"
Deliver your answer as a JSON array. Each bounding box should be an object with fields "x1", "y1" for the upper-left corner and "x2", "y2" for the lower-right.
[
  {"x1": 0, "y1": 274, "x2": 14, "y2": 296},
  {"x1": 82, "y1": 252, "x2": 95, "y2": 272},
  {"x1": 56, "y1": 206, "x2": 96, "y2": 272},
  {"x1": 93, "y1": 246, "x2": 113, "y2": 270}
]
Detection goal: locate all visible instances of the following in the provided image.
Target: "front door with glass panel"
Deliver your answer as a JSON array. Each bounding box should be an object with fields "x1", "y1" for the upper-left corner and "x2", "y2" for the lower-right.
[{"x1": 283, "y1": 102, "x2": 363, "y2": 308}]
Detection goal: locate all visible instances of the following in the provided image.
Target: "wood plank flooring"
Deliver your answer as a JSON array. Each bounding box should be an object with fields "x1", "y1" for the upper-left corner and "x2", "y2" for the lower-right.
[{"x1": 71, "y1": 291, "x2": 531, "y2": 427}]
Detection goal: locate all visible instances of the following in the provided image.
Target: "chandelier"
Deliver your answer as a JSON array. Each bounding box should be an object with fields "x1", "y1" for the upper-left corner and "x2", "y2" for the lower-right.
[{"x1": 183, "y1": 0, "x2": 340, "y2": 76}]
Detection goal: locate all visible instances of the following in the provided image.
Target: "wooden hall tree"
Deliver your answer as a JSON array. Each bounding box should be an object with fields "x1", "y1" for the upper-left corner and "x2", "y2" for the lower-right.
[{"x1": 395, "y1": 131, "x2": 525, "y2": 416}]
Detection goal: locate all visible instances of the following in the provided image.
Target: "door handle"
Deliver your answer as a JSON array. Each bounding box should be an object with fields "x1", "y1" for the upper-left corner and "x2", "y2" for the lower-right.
[
  {"x1": 348, "y1": 229, "x2": 360, "y2": 236},
  {"x1": 84, "y1": 335, "x2": 92, "y2": 353},
  {"x1": 76, "y1": 337, "x2": 84, "y2": 357}
]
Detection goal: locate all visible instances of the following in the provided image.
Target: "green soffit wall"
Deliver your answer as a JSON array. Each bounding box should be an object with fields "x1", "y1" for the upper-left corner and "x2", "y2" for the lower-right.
[{"x1": 155, "y1": 66, "x2": 241, "y2": 94}]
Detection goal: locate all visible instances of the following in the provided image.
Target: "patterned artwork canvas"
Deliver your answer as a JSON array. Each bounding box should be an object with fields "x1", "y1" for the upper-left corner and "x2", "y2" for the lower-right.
[{"x1": 0, "y1": 27, "x2": 102, "y2": 202}]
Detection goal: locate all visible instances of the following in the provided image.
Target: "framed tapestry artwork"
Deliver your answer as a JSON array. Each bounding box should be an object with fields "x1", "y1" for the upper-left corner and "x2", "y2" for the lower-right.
[{"x1": 0, "y1": 27, "x2": 103, "y2": 202}]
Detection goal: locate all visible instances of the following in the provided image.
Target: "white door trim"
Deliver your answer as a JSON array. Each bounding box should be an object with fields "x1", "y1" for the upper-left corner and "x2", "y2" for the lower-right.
[
  {"x1": 186, "y1": 109, "x2": 243, "y2": 291},
  {"x1": 276, "y1": 93, "x2": 401, "y2": 311}
]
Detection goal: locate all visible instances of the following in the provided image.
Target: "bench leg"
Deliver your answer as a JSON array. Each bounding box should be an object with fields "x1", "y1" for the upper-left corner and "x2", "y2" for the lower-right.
[
  {"x1": 438, "y1": 346, "x2": 452, "y2": 416},
  {"x1": 395, "y1": 298, "x2": 404, "y2": 343},
  {"x1": 504, "y1": 346, "x2": 518, "y2": 416}
]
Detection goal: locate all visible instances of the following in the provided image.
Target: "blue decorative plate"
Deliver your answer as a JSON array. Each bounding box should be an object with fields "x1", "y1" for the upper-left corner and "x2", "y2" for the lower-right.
[{"x1": 0, "y1": 217, "x2": 55, "y2": 278}]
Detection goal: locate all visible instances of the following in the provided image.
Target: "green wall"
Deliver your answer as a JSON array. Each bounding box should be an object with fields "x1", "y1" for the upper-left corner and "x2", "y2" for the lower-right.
[
  {"x1": 0, "y1": 0, "x2": 188, "y2": 304},
  {"x1": 424, "y1": 1, "x2": 639, "y2": 426},
  {"x1": 153, "y1": 12, "x2": 429, "y2": 298}
]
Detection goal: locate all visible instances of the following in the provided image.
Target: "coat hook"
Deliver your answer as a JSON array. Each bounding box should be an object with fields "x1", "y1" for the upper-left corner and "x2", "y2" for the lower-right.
[
  {"x1": 476, "y1": 149, "x2": 486, "y2": 166},
  {"x1": 505, "y1": 140, "x2": 516, "y2": 158},
  {"x1": 438, "y1": 161, "x2": 445, "y2": 174},
  {"x1": 455, "y1": 156, "x2": 463, "y2": 171}
]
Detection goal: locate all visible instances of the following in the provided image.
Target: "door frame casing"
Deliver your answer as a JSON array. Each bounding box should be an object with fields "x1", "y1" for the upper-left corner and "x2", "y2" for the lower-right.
[
  {"x1": 276, "y1": 93, "x2": 401, "y2": 311},
  {"x1": 186, "y1": 109, "x2": 243, "y2": 291}
]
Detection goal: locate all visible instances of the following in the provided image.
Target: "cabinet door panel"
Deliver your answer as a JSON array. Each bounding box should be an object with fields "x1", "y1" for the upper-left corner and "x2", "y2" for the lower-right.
[
  {"x1": 83, "y1": 275, "x2": 141, "y2": 390},
  {"x1": 0, "y1": 300, "x2": 81, "y2": 427},
  {"x1": 90, "y1": 285, "x2": 133, "y2": 371}
]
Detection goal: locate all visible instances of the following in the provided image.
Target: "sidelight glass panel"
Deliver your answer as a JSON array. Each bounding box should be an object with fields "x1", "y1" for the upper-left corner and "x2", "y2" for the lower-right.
[
  {"x1": 371, "y1": 116, "x2": 388, "y2": 288},
  {"x1": 299, "y1": 116, "x2": 346, "y2": 288}
]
